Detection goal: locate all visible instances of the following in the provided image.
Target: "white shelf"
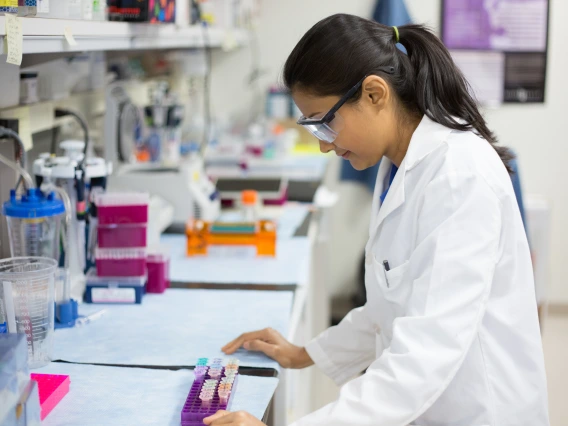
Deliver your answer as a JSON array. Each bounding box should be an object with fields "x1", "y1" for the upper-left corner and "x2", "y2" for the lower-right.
[{"x1": 0, "y1": 16, "x2": 248, "y2": 55}]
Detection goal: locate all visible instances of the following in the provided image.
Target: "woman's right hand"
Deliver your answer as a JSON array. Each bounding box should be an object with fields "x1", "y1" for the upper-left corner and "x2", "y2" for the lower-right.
[{"x1": 221, "y1": 328, "x2": 314, "y2": 369}]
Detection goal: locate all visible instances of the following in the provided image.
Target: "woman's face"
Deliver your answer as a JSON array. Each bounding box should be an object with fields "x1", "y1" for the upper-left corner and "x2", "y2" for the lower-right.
[{"x1": 292, "y1": 84, "x2": 395, "y2": 171}]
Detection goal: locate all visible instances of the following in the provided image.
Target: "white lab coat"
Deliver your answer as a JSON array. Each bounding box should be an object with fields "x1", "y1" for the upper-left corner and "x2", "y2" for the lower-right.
[{"x1": 292, "y1": 116, "x2": 549, "y2": 426}]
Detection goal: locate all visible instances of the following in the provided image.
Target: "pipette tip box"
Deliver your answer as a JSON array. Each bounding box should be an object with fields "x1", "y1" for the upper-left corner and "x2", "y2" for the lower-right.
[
  {"x1": 95, "y1": 192, "x2": 149, "y2": 225},
  {"x1": 181, "y1": 361, "x2": 239, "y2": 425},
  {"x1": 85, "y1": 268, "x2": 146, "y2": 304},
  {"x1": 97, "y1": 223, "x2": 148, "y2": 248},
  {"x1": 95, "y1": 247, "x2": 147, "y2": 277},
  {"x1": 30, "y1": 373, "x2": 70, "y2": 420}
]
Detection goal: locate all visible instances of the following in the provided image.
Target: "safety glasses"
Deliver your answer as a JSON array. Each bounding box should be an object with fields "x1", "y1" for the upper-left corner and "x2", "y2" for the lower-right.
[{"x1": 296, "y1": 67, "x2": 395, "y2": 143}]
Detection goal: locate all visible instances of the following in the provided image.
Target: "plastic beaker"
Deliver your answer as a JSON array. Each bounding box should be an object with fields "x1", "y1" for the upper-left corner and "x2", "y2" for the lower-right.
[
  {"x1": 2, "y1": 189, "x2": 65, "y2": 259},
  {"x1": 0, "y1": 257, "x2": 57, "y2": 368}
]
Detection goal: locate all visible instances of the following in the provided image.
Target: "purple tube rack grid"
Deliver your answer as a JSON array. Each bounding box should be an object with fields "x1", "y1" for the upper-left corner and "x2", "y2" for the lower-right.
[{"x1": 181, "y1": 367, "x2": 239, "y2": 426}]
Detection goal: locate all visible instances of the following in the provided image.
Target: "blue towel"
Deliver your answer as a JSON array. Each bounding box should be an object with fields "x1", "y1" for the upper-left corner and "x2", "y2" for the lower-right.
[{"x1": 340, "y1": 0, "x2": 412, "y2": 192}]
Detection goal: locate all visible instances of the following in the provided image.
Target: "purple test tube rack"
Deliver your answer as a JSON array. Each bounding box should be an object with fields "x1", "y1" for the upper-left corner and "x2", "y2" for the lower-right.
[{"x1": 181, "y1": 366, "x2": 239, "y2": 426}]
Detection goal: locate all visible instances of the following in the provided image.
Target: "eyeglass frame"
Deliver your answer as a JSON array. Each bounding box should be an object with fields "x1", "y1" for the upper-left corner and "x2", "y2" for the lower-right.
[{"x1": 296, "y1": 66, "x2": 396, "y2": 127}]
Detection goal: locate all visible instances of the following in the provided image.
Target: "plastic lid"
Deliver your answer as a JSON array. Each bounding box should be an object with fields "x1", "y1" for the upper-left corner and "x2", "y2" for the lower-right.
[
  {"x1": 95, "y1": 192, "x2": 150, "y2": 207},
  {"x1": 241, "y1": 190, "x2": 258, "y2": 205},
  {"x1": 2, "y1": 189, "x2": 65, "y2": 219}
]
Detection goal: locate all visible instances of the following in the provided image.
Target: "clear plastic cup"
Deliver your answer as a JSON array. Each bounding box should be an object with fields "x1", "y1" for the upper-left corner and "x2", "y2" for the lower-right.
[{"x1": 0, "y1": 257, "x2": 57, "y2": 369}]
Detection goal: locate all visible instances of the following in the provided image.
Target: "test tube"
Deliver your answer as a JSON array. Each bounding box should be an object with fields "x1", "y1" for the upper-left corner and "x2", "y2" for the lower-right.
[
  {"x1": 218, "y1": 389, "x2": 230, "y2": 405},
  {"x1": 224, "y1": 371, "x2": 237, "y2": 379},
  {"x1": 221, "y1": 377, "x2": 234, "y2": 385},
  {"x1": 197, "y1": 358, "x2": 209, "y2": 365},
  {"x1": 200, "y1": 394, "x2": 213, "y2": 408},
  {"x1": 209, "y1": 369, "x2": 222, "y2": 379},
  {"x1": 212, "y1": 358, "x2": 223, "y2": 364},
  {"x1": 195, "y1": 366, "x2": 208, "y2": 378}
]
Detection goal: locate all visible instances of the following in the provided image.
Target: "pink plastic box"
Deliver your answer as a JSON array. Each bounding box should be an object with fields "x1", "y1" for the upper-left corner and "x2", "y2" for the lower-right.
[
  {"x1": 95, "y1": 247, "x2": 147, "y2": 277},
  {"x1": 97, "y1": 223, "x2": 148, "y2": 248}
]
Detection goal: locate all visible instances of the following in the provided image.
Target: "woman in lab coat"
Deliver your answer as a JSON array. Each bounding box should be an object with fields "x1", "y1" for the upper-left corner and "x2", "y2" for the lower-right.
[{"x1": 205, "y1": 14, "x2": 549, "y2": 426}]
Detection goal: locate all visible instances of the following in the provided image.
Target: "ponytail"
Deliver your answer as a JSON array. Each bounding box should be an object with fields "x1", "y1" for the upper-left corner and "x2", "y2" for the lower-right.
[
  {"x1": 397, "y1": 24, "x2": 513, "y2": 172},
  {"x1": 283, "y1": 14, "x2": 514, "y2": 173}
]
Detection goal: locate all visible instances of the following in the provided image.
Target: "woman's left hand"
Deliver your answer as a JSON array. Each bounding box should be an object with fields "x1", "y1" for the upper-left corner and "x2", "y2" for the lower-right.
[{"x1": 203, "y1": 410, "x2": 265, "y2": 426}]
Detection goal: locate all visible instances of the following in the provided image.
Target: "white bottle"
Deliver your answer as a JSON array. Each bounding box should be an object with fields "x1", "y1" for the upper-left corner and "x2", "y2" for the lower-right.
[
  {"x1": 67, "y1": 0, "x2": 83, "y2": 20},
  {"x1": 92, "y1": 0, "x2": 105, "y2": 21}
]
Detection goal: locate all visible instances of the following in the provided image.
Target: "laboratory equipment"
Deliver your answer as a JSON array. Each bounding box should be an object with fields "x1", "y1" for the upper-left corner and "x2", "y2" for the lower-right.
[
  {"x1": 95, "y1": 247, "x2": 147, "y2": 277},
  {"x1": 108, "y1": 0, "x2": 176, "y2": 22},
  {"x1": 96, "y1": 192, "x2": 149, "y2": 225},
  {"x1": 20, "y1": 72, "x2": 39, "y2": 105},
  {"x1": 17, "y1": 0, "x2": 37, "y2": 16},
  {"x1": 1, "y1": 373, "x2": 41, "y2": 426},
  {"x1": 240, "y1": 190, "x2": 259, "y2": 222},
  {"x1": 105, "y1": 82, "x2": 220, "y2": 226},
  {"x1": 2, "y1": 189, "x2": 65, "y2": 260},
  {"x1": 0, "y1": 257, "x2": 57, "y2": 369},
  {"x1": 12, "y1": 379, "x2": 41, "y2": 426},
  {"x1": 95, "y1": 192, "x2": 149, "y2": 248},
  {"x1": 146, "y1": 249, "x2": 169, "y2": 293},
  {"x1": 0, "y1": 334, "x2": 29, "y2": 421},
  {"x1": 84, "y1": 268, "x2": 146, "y2": 304},
  {"x1": 33, "y1": 138, "x2": 112, "y2": 307},
  {"x1": 186, "y1": 219, "x2": 276, "y2": 257},
  {"x1": 182, "y1": 359, "x2": 239, "y2": 426},
  {"x1": 215, "y1": 177, "x2": 288, "y2": 207},
  {"x1": 30, "y1": 373, "x2": 70, "y2": 420},
  {"x1": 97, "y1": 223, "x2": 147, "y2": 248}
]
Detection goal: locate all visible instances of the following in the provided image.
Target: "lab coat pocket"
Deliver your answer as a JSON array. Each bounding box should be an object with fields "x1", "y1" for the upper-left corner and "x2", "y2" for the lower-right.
[{"x1": 371, "y1": 257, "x2": 411, "y2": 320}]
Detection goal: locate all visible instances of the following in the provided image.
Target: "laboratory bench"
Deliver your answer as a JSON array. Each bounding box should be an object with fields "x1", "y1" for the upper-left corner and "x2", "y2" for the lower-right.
[
  {"x1": 35, "y1": 363, "x2": 278, "y2": 426},
  {"x1": 163, "y1": 204, "x2": 313, "y2": 291},
  {"x1": 52, "y1": 289, "x2": 294, "y2": 371},
  {"x1": 44, "y1": 171, "x2": 333, "y2": 425}
]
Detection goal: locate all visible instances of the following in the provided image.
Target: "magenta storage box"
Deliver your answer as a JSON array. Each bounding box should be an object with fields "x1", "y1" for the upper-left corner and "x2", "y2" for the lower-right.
[
  {"x1": 95, "y1": 192, "x2": 149, "y2": 225},
  {"x1": 146, "y1": 251, "x2": 169, "y2": 293},
  {"x1": 95, "y1": 247, "x2": 147, "y2": 277},
  {"x1": 182, "y1": 360, "x2": 239, "y2": 426},
  {"x1": 97, "y1": 223, "x2": 148, "y2": 248}
]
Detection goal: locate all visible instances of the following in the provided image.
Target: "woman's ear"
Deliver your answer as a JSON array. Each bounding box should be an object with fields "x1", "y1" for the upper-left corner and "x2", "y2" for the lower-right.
[{"x1": 362, "y1": 75, "x2": 389, "y2": 109}]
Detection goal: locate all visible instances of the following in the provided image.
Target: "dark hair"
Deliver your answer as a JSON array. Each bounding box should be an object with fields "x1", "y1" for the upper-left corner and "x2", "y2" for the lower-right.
[{"x1": 283, "y1": 14, "x2": 514, "y2": 173}]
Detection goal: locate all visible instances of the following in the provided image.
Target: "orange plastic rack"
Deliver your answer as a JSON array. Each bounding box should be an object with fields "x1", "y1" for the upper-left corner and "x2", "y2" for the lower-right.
[{"x1": 186, "y1": 220, "x2": 277, "y2": 257}]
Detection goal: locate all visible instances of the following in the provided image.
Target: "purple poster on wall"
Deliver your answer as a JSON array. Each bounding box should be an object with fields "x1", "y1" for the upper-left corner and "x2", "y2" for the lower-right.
[
  {"x1": 443, "y1": 0, "x2": 549, "y2": 51},
  {"x1": 443, "y1": 0, "x2": 549, "y2": 103}
]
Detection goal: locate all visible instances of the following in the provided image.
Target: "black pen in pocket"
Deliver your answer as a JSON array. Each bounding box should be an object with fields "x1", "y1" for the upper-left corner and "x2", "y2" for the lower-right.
[{"x1": 383, "y1": 260, "x2": 390, "y2": 287}]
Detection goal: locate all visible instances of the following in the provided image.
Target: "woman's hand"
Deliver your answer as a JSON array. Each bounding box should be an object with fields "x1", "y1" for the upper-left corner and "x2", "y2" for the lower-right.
[
  {"x1": 203, "y1": 410, "x2": 265, "y2": 426},
  {"x1": 221, "y1": 327, "x2": 314, "y2": 369}
]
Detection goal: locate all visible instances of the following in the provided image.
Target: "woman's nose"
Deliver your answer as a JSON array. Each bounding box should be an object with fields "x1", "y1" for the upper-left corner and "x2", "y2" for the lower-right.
[{"x1": 319, "y1": 140, "x2": 334, "y2": 154}]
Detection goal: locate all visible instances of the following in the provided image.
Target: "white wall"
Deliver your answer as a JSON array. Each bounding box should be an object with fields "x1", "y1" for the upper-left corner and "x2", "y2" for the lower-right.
[
  {"x1": 406, "y1": 0, "x2": 568, "y2": 304},
  {"x1": 211, "y1": 0, "x2": 568, "y2": 303}
]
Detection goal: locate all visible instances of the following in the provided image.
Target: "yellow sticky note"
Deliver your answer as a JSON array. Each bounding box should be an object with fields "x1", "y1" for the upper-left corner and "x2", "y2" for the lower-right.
[
  {"x1": 4, "y1": 14, "x2": 23, "y2": 66},
  {"x1": 64, "y1": 27, "x2": 77, "y2": 46}
]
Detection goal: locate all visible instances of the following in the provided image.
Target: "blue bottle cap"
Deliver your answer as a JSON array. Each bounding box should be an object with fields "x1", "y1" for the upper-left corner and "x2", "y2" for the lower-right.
[{"x1": 2, "y1": 188, "x2": 65, "y2": 219}]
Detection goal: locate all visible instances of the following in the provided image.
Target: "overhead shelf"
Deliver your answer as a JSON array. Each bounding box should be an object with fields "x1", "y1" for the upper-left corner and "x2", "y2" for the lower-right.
[{"x1": 0, "y1": 16, "x2": 248, "y2": 55}]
